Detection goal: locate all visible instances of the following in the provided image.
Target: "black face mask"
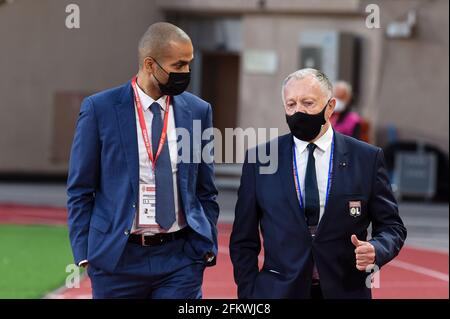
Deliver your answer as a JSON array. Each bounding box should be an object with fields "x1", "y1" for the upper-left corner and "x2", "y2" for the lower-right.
[
  {"x1": 285, "y1": 99, "x2": 330, "y2": 141},
  {"x1": 152, "y1": 58, "x2": 190, "y2": 96}
]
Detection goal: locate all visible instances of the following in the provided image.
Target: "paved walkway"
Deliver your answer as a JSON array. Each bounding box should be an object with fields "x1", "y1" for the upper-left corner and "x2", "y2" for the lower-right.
[{"x1": 0, "y1": 204, "x2": 448, "y2": 299}]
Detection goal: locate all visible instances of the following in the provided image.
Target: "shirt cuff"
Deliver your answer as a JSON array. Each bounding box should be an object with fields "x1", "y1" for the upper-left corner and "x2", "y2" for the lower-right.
[{"x1": 78, "y1": 260, "x2": 88, "y2": 267}]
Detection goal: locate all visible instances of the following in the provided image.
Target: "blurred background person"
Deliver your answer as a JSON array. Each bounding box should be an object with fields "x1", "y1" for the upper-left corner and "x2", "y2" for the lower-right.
[{"x1": 330, "y1": 81, "x2": 363, "y2": 140}]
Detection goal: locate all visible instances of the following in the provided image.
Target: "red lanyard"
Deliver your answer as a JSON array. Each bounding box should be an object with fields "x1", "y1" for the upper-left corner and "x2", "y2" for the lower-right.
[{"x1": 131, "y1": 76, "x2": 170, "y2": 171}]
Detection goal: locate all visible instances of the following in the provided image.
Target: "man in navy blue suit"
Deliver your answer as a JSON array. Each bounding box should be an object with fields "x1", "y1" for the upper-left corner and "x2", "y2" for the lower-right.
[
  {"x1": 67, "y1": 22, "x2": 219, "y2": 298},
  {"x1": 229, "y1": 68, "x2": 407, "y2": 299}
]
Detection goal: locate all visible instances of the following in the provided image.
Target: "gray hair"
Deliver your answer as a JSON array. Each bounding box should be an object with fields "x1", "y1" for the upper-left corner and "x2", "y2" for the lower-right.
[
  {"x1": 281, "y1": 68, "x2": 333, "y2": 105},
  {"x1": 138, "y1": 22, "x2": 191, "y2": 68},
  {"x1": 333, "y1": 80, "x2": 353, "y2": 97}
]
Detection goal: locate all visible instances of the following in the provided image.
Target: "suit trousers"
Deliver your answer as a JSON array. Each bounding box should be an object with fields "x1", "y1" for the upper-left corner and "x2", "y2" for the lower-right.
[{"x1": 87, "y1": 235, "x2": 206, "y2": 299}]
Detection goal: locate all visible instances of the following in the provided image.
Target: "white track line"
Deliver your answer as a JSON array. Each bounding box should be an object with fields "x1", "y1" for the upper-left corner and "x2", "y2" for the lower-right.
[{"x1": 388, "y1": 260, "x2": 449, "y2": 282}]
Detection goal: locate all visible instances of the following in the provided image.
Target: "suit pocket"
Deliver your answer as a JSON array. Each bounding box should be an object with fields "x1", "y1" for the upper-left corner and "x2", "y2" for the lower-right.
[
  {"x1": 261, "y1": 265, "x2": 285, "y2": 277},
  {"x1": 90, "y1": 213, "x2": 112, "y2": 233},
  {"x1": 252, "y1": 266, "x2": 284, "y2": 298}
]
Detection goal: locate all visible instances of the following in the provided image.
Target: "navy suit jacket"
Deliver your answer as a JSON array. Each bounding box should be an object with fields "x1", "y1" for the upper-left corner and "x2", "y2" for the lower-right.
[
  {"x1": 67, "y1": 81, "x2": 219, "y2": 273},
  {"x1": 229, "y1": 132, "x2": 407, "y2": 299}
]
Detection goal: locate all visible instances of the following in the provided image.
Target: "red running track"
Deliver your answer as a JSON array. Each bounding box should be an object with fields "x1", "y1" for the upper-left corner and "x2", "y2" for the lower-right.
[{"x1": 0, "y1": 204, "x2": 448, "y2": 299}]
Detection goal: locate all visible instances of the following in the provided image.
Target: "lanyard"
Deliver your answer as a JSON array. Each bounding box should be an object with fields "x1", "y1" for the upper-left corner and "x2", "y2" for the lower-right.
[
  {"x1": 292, "y1": 138, "x2": 334, "y2": 210},
  {"x1": 131, "y1": 76, "x2": 170, "y2": 172}
]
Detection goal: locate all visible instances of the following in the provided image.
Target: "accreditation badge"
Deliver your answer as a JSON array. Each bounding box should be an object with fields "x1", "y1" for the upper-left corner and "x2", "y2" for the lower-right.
[{"x1": 137, "y1": 183, "x2": 157, "y2": 227}]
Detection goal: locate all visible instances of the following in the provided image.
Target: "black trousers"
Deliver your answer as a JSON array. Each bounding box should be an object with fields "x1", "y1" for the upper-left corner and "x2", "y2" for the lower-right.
[{"x1": 310, "y1": 283, "x2": 323, "y2": 299}]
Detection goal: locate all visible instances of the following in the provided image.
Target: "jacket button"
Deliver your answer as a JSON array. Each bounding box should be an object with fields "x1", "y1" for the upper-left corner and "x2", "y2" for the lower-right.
[
  {"x1": 124, "y1": 230, "x2": 130, "y2": 236},
  {"x1": 132, "y1": 203, "x2": 136, "y2": 208}
]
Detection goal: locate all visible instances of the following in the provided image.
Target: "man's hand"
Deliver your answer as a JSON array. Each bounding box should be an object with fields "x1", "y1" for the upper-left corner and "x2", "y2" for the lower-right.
[{"x1": 351, "y1": 235, "x2": 376, "y2": 271}]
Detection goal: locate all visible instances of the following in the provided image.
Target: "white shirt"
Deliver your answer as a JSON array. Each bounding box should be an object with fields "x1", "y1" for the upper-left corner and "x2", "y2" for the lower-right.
[
  {"x1": 131, "y1": 83, "x2": 186, "y2": 235},
  {"x1": 293, "y1": 125, "x2": 334, "y2": 223}
]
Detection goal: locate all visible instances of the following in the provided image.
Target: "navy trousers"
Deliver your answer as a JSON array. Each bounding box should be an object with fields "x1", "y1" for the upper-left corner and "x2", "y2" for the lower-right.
[{"x1": 87, "y1": 236, "x2": 206, "y2": 299}]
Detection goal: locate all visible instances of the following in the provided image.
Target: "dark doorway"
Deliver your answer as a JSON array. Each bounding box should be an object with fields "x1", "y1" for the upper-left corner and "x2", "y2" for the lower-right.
[{"x1": 201, "y1": 52, "x2": 239, "y2": 136}]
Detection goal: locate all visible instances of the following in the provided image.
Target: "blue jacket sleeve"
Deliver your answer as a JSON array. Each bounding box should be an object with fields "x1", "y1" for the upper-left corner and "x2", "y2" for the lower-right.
[
  {"x1": 196, "y1": 104, "x2": 220, "y2": 259},
  {"x1": 368, "y1": 149, "x2": 407, "y2": 268},
  {"x1": 66, "y1": 97, "x2": 100, "y2": 265},
  {"x1": 229, "y1": 150, "x2": 262, "y2": 299}
]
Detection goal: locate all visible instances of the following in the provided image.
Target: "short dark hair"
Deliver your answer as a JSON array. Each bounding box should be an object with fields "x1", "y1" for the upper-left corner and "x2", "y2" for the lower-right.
[{"x1": 138, "y1": 22, "x2": 191, "y2": 68}]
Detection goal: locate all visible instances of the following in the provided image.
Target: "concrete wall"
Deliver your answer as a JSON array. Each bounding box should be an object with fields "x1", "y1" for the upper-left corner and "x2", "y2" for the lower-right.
[
  {"x1": 0, "y1": 0, "x2": 448, "y2": 174},
  {"x1": 237, "y1": 0, "x2": 448, "y2": 154},
  {"x1": 164, "y1": 0, "x2": 449, "y2": 154},
  {"x1": 238, "y1": 13, "x2": 384, "y2": 141},
  {"x1": 363, "y1": 0, "x2": 449, "y2": 153},
  {"x1": 0, "y1": 0, "x2": 161, "y2": 173}
]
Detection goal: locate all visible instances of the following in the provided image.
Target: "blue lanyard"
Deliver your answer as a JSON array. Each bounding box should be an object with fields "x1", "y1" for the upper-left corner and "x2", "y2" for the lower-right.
[{"x1": 292, "y1": 138, "x2": 334, "y2": 210}]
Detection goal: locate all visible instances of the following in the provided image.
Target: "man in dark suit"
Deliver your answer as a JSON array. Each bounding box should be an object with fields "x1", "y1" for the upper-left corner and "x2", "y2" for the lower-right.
[
  {"x1": 229, "y1": 68, "x2": 407, "y2": 299},
  {"x1": 67, "y1": 22, "x2": 219, "y2": 298}
]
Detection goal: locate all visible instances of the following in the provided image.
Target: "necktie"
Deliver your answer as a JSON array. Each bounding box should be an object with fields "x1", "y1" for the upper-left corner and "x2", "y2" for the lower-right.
[
  {"x1": 150, "y1": 102, "x2": 176, "y2": 230},
  {"x1": 305, "y1": 143, "x2": 320, "y2": 226}
]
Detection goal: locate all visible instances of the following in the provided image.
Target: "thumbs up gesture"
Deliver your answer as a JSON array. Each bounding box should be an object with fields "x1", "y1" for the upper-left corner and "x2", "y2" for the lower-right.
[{"x1": 351, "y1": 234, "x2": 376, "y2": 271}]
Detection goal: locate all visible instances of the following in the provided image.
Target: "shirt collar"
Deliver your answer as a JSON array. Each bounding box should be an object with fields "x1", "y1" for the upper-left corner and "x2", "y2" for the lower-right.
[
  {"x1": 293, "y1": 124, "x2": 334, "y2": 154},
  {"x1": 135, "y1": 83, "x2": 167, "y2": 112}
]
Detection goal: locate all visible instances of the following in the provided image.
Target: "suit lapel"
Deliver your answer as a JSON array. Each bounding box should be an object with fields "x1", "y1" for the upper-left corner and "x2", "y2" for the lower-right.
[
  {"x1": 315, "y1": 132, "x2": 349, "y2": 238},
  {"x1": 278, "y1": 134, "x2": 310, "y2": 231},
  {"x1": 114, "y1": 81, "x2": 139, "y2": 198},
  {"x1": 172, "y1": 94, "x2": 192, "y2": 204}
]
